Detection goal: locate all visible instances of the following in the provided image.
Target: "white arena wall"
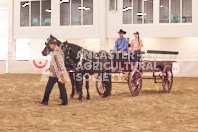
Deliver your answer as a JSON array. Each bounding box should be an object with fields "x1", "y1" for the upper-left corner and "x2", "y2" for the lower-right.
[
  {"x1": 0, "y1": 7, "x2": 8, "y2": 74},
  {"x1": 7, "y1": 38, "x2": 100, "y2": 74},
  {"x1": 0, "y1": 61, "x2": 6, "y2": 74},
  {"x1": 6, "y1": 37, "x2": 198, "y2": 77},
  {"x1": 107, "y1": 37, "x2": 198, "y2": 77},
  {"x1": 6, "y1": 0, "x2": 198, "y2": 77}
]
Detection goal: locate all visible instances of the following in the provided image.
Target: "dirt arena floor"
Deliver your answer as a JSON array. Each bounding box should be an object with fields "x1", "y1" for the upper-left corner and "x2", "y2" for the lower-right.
[{"x1": 0, "y1": 74, "x2": 198, "y2": 131}]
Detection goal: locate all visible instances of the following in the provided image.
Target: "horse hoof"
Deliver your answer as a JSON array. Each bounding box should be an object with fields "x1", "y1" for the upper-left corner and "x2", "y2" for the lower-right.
[
  {"x1": 86, "y1": 98, "x2": 91, "y2": 101},
  {"x1": 77, "y1": 98, "x2": 82, "y2": 101},
  {"x1": 102, "y1": 96, "x2": 108, "y2": 99},
  {"x1": 58, "y1": 97, "x2": 62, "y2": 100}
]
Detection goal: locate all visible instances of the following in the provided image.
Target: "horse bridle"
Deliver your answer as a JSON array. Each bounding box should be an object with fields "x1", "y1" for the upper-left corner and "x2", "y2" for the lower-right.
[{"x1": 64, "y1": 44, "x2": 79, "y2": 69}]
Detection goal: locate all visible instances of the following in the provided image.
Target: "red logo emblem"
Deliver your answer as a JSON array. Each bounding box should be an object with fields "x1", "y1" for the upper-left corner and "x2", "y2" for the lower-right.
[{"x1": 32, "y1": 60, "x2": 49, "y2": 71}]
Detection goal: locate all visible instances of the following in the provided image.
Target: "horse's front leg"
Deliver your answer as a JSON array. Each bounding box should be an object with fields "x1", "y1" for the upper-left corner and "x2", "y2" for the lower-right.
[
  {"x1": 85, "y1": 75, "x2": 90, "y2": 100},
  {"x1": 76, "y1": 73, "x2": 83, "y2": 101},
  {"x1": 69, "y1": 72, "x2": 75, "y2": 98}
]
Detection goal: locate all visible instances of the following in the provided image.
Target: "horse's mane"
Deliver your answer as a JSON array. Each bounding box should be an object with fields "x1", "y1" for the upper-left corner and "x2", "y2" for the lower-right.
[
  {"x1": 66, "y1": 42, "x2": 82, "y2": 54},
  {"x1": 63, "y1": 41, "x2": 98, "y2": 63}
]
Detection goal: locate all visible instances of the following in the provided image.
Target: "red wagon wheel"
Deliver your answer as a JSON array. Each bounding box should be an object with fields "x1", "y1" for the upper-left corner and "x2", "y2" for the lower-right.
[
  {"x1": 162, "y1": 65, "x2": 173, "y2": 93},
  {"x1": 96, "y1": 75, "x2": 105, "y2": 96},
  {"x1": 128, "y1": 70, "x2": 142, "y2": 96}
]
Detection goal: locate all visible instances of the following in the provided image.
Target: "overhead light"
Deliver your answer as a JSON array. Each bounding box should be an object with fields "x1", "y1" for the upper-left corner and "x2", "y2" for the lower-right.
[
  {"x1": 123, "y1": 8, "x2": 127, "y2": 12},
  {"x1": 78, "y1": 6, "x2": 90, "y2": 10},
  {"x1": 137, "y1": 12, "x2": 147, "y2": 16},
  {"x1": 84, "y1": 7, "x2": 91, "y2": 10},
  {"x1": 45, "y1": 9, "x2": 52, "y2": 13},
  {"x1": 127, "y1": 7, "x2": 133, "y2": 10},
  {"x1": 60, "y1": 0, "x2": 70, "y2": 4},
  {"x1": 160, "y1": 5, "x2": 164, "y2": 8},
  {"x1": 22, "y1": 2, "x2": 30, "y2": 7},
  {"x1": 144, "y1": 0, "x2": 148, "y2": 1},
  {"x1": 78, "y1": 6, "x2": 83, "y2": 10},
  {"x1": 123, "y1": 7, "x2": 132, "y2": 12}
]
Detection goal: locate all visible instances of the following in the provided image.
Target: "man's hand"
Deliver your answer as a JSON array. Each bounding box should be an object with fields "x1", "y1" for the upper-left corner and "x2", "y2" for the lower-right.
[
  {"x1": 118, "y1": 51, "x2": 121, "y2": 53},
  {"x1": 131, "y1": 49, "x2": 136, "y2": 52},
  {"x1": 45, "y1": 68, "x2": 50, "y2": 72},
  {"x1": 59, "y1": 71, "x2": 63, "y2": 76}
]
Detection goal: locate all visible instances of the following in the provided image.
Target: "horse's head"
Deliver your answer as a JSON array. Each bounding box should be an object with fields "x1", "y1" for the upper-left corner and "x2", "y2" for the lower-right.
[
  {"x1": 62, "y1": 41, "x2": 71, "y2": 58},
  {"x1": 61, "y1": 41, "x2": 79, "y2": 69},
  {"x1": 42, "y1": 35, "x2": 61, "y2": 56},
  {"x1": 61, "y1": 41, "x2": 83, "y2": 69}
]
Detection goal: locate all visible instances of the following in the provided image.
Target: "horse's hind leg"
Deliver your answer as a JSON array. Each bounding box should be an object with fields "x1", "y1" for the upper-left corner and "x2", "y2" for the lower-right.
[
  {"x1": 106, "y1": 72, "x2": 112, "y2": 96},
  {"x1": 85, "y1": 75, "x2": 90, "y2": 100},
  {"x1": 102, "y1": 72, "x2": 112, "y2": 98},
  {"x1": 101, "y1": 73, "x2": 108, "y2": 98},
  {"x1": 69, "y1": 72, "x2": 75, "y2": 98}
]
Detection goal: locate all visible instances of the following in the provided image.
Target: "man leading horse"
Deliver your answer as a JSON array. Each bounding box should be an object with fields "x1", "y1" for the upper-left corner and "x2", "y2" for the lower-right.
[{"x1": 39, "y1": 40, "x2": 68, "y2": 106}]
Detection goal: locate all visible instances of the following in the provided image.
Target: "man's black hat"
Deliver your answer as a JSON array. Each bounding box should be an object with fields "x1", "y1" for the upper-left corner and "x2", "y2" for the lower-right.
[{"x1": 118, "y1": 29, "x2": 126, "y2": 34}]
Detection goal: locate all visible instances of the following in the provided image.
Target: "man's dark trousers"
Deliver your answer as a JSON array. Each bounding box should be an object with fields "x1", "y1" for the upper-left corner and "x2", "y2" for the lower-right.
[{"x1": 42, "y1": 77, "x2": 68, "y2": 104}]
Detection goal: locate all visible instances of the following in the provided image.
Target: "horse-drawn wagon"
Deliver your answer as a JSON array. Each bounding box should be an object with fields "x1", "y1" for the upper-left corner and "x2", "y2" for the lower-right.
[
  {"x1": 96, "y1": 50, "x2": 179, "y2": 96},
  {"x1": 42, "y1": 35, "x2": 179, "y2": 100}
]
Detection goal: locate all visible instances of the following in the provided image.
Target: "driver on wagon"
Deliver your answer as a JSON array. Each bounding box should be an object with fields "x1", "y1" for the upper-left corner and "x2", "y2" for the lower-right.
[{"x1": 114, "y1": 29, "x2": 129, "y2": 53}]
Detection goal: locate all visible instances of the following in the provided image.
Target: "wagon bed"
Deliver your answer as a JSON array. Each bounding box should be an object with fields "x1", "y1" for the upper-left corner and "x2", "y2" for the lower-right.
[{"x1": 96, "y1": 50, "x2": 179, "y2": 96}]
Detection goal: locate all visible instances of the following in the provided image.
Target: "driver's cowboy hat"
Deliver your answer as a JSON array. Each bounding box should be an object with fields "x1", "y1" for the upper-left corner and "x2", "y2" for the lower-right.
[{"x1": 118, "y1": 29, "x2": 126, "y2": 34}]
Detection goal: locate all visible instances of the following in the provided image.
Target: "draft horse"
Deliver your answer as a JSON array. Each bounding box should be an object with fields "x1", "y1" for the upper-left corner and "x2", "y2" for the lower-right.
[
  {"x1": 42, "y1": 35, "x2": 112, "y2": 101},
  {"x1": 42, "y1": 35, "x2": 78, "y2": 98}
]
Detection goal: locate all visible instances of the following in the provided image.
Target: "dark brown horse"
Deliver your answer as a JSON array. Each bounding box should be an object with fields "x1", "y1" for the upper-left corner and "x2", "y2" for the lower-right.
[
  {"x1": 42, "y1": 35, "x2": 78, "y2": 98},
  {"x1": 42, "y1": 35, "x2": 112, "y2": 101}
]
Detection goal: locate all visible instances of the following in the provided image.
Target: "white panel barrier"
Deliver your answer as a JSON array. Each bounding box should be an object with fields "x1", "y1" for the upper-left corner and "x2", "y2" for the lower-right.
[{"x1": 16, "y1": 39, "x2": 30, "y2": 60}]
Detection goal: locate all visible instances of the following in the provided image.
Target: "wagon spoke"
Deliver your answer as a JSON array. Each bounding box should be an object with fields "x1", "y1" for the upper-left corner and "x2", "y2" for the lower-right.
[
  {"x1": 129, "y1": 71, "x2": 142, "y2": 96},
  {"x1": 162, "y1": 65, "x2": 173, "y2": 93},
  {"x1": 96, "y1": 75, "x2": 105, "y2": 96}
]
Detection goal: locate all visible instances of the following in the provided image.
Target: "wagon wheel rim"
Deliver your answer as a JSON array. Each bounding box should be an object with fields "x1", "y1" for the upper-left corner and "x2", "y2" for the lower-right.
[
  {"x1": 130, "y1": 72, "x2": 142, "y2": 96},
  {"x1": 163, "y1": 66, "x2": 173, "y2": 92},
  {"x1": 96, "y1": 75, "x2": 105, "y2": 95},
  {"x1": 98, "y1": 81, "x2": 105, "y2": 94}
]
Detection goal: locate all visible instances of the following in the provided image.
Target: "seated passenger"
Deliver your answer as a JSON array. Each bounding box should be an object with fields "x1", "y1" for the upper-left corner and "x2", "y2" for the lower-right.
[
  {"x1": 130, "y1": 31, "x2": 143, "y2": 68},
  {"x1": 114, "y1": 29, "x2": 129, "y2": 53}
]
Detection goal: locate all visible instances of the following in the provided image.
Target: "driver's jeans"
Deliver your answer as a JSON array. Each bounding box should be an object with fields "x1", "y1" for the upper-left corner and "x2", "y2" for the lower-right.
[{"x1": 130, "y1": 50, "x2": 140, "y2": 66}]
